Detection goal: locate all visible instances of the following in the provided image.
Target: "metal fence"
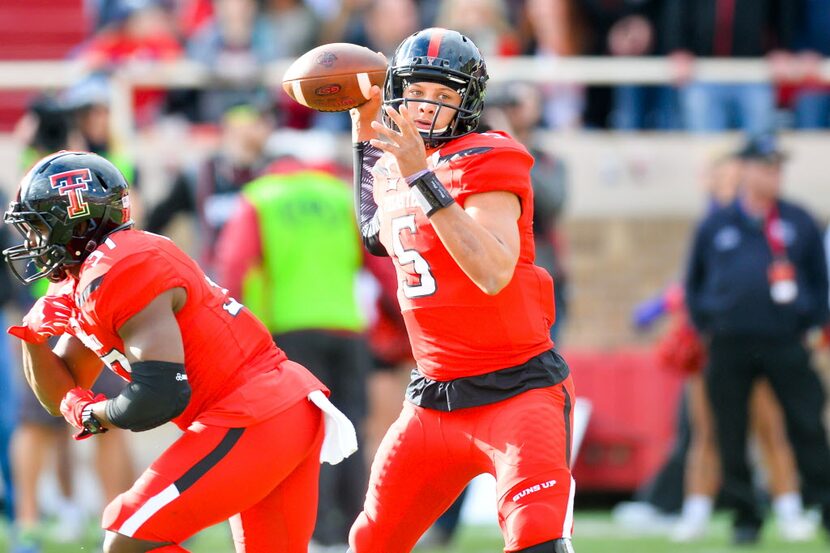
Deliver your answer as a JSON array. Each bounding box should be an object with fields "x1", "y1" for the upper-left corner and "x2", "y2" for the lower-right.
[{"x1": 1, "y1": 56, "x2": 829, "y2": 145}]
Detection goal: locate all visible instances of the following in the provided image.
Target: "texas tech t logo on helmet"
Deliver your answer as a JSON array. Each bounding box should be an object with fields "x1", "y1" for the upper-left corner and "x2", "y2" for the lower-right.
[{"x1": 49, "y1": 168, "x2": 92, "y2": 219}]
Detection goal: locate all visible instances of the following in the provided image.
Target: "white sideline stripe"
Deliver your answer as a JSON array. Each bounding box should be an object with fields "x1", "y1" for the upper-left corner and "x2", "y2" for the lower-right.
[
  {"x1": 119, "y1": 484, "x2": 180, "y2": 537},
  {"x1": 562, "y1": 476, "x2": 576, "y2": 538},
  {"x1": 357, "y1": 72, "x2": 372, "y2": 99},
  {"x1": 291, "y1": 81, "x2": 308, "y2": 107}
]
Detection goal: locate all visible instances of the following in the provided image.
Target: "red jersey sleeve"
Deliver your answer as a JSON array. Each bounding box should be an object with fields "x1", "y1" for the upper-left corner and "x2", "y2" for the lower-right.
[
  {"x1": 82, "y1": 252, "x2": 187, "y2": 335},
  {"x1": 453, "y1": 142, "x2": 534, "y2": 209}
]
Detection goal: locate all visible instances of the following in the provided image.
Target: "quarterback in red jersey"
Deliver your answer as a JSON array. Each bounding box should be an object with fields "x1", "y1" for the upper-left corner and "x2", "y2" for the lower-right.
[
  {"x1": 3, "y1": 151, "x2": 357, "y2": 553},
  {"x1": 350, "y1": 28, "x2": 576, "y2": 553}
]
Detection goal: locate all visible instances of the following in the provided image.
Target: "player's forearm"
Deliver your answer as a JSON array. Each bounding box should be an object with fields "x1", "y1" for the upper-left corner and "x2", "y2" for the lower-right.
[
  {"x1": 430, "y1": 206, "x2": 517, "y2": 295},
  {"x1": 89, "y1": 400, "x2": 113, "y2": 427},
  {"x1": 21, "y1": 342, "x2": 77, "y2": 415},
  {"x1": 353, "y1": 142, "x2": 388, "y2": 256}
]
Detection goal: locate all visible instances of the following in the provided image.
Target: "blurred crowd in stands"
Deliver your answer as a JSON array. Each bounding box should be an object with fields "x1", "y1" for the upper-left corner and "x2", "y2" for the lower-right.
[{"x1": 60, "y1": 0, "x2": 830, "y2": 132}]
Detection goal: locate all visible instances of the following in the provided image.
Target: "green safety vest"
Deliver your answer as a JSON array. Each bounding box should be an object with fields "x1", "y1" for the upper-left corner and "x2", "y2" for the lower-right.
[{"x1": 242, "y1": 170, "x2": 365, "y2": 334}]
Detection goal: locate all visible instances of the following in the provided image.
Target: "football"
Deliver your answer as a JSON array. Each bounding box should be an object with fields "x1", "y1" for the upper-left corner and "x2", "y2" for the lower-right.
[{"x1": 281, "y1": 43, "x2": 388, "y2": 112}]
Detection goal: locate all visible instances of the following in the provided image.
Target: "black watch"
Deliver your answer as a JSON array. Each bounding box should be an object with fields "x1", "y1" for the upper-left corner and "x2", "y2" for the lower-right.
[{"x1": 81, "y1": 404, "x2": 109, "y2": 435}]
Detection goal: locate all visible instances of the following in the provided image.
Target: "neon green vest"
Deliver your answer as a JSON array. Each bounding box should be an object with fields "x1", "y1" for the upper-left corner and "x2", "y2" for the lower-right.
[
  {"x1": 242, "y1": 170, "x2": 365, "y2": 334},
  {"x1": 109, "y1": 152, "x2": 136, "y2": 185}
]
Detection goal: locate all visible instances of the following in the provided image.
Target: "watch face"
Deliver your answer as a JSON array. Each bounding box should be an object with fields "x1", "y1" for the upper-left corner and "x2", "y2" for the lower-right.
[{"x1": 82, "y1": 407, "x2": 107, "y2": 435}]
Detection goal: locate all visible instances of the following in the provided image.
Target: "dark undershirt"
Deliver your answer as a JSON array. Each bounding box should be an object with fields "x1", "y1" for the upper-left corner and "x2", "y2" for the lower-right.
[{"x1": 406, "y1": 348, "x2": 569, "y2": 411}]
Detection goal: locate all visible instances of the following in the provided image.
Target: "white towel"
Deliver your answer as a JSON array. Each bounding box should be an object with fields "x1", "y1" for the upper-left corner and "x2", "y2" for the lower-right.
[{"x1": 308, "y1": 390, "x2": 358, "y2": 465}]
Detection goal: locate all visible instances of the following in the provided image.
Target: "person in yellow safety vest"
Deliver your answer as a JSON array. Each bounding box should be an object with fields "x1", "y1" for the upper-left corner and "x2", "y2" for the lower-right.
[{"x1": 216, "y1": 159, "x2": 371, "y2": 549}]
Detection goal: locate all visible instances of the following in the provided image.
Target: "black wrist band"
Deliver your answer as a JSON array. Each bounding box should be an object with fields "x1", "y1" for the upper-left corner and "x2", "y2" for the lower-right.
[
  {"x1": 409, "y1": 171, "x2": 455, "y2": 217},
  {"x1": 82, "y1": 404, "x2": 108, "y2": 435}
]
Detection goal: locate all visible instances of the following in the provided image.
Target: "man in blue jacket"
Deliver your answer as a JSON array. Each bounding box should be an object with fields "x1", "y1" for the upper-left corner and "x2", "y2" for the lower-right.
[{"x1": 684, "y1": 133, "x2": 830, "y2": 544}]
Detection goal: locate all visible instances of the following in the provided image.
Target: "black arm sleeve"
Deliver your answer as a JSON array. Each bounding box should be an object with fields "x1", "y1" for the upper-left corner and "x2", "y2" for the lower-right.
[
  {"x1": 353, "y1": 141, "x2": 388, "y2": 257},
  {"x1": 105, "y1": 361, "x2": 191, "y2": 432}
]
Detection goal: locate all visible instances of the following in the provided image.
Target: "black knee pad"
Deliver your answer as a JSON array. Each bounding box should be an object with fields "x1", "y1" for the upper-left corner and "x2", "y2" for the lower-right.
[{"x1": 516, "y1": 538, "x2": 575, "y2": 553}]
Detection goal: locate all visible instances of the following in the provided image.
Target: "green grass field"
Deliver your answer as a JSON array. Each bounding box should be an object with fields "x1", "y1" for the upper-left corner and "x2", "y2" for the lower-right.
[{"x1": 2, "y1": 511, "x2": 828, "y2": 552}]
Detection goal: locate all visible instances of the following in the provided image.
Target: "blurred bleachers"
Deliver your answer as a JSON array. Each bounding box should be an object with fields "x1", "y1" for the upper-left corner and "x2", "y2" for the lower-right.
[
  {"x1": 0, "y1": 0, "x2": 88, "y2": 60},
  {"x1": 0, "y1": 0, "x2": 88, "y2": 130}
]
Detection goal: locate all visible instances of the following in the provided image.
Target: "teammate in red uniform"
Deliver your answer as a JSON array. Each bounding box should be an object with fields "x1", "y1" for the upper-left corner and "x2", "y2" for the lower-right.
[
  {"x1": 349, "y1": 28, "x2": 576, "y2": 553},
  {"x1": 3, "y1": 151, "x2": 357, "y2": 553}
]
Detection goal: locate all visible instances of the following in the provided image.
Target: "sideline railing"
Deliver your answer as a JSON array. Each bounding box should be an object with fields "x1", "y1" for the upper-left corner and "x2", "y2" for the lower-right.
[{"x1": 0, "y1": 56, "x2": 828, "y2": 146}]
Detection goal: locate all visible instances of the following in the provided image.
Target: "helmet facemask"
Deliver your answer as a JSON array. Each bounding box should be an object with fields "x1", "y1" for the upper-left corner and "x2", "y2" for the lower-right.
[
  {"x1": 4, "y1": 200, "x2": 75, "y2": 283},
  {"x1": 3, "y1": 200, "x2": 118, "y2": 284},
  {"x1": 384, "y1": 73, "x2": 482, "y2": 147}
]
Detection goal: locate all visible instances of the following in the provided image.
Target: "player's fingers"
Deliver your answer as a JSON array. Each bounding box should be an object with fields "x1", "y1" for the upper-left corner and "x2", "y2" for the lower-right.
[
  {"x1": 38, "y1": 325, "x2": 59, "y2": 337},
  {"x1": 383, "y1": 104, "x2": 406, "y2": 128},
  {"x1": 48, "y1": 313, "x2": 72, "y2": 325},
  {"x1": 42, "y1": 318, "x2": 67, "y2": 330},
  {"x1": 394, "y1": 105, "x2": 418, "y2": 136},
  {"x1": 384, "y1": 106, "x2": 419, "y2": 143},
  {"x1": 370, "y1": 120, "x2": 401, "y2": 143},
  {"x1": 369, "y1": 138, "x2": 395, "y2": 152},
  {"x1": 43, "y1": 321, "x2": 68, "y2": 334}
]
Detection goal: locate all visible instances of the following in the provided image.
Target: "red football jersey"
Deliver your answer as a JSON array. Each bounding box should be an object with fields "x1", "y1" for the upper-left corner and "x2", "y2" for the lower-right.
[
  {"x1": 63, "y1": 229, "x2": 325, "y2": 430},
  {"x1": 372, "y1": 131, "x2": 555, "y2": 380}
]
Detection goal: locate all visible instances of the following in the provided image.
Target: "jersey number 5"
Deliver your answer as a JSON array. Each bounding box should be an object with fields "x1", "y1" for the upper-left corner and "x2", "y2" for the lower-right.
[{"x1": 391, "y1": 214, "x2": 435, "y2": 298}]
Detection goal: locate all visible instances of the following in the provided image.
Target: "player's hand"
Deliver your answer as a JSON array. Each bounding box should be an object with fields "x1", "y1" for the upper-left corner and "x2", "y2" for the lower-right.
[
  {"x1": 350, "y1": 84, "x2": 383, "y2": 142},
  {"x1": 370, "y1": 104, "x2": 428, "y2": 178},
  {"x1": 8, "y1": 294, "x2": 75, "y2": 344},
  {"x1": 60, "y1": 387, "x2": 107, "y2": 440}
]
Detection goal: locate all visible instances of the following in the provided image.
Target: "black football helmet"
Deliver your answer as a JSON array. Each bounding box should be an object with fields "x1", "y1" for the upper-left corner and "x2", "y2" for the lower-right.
[
  {"x1": 3, "y1": 151, "x2": 133, "y2": 284},
  {"x1": 384, "y1": 27, "x2": 488, "y2": 145}
]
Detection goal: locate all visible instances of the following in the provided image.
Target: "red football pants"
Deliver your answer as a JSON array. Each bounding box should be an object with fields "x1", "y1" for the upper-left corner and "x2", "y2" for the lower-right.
[
  {"x1": 350, "y1": 379, "x2": 576, "y2": 552},
  {"x1": 103, "y1": 398, "x2": 323, "y2": 552}
]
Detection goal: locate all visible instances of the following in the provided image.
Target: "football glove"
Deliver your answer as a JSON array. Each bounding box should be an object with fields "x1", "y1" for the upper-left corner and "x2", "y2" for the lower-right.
[
  {"x1": 60, "y1": 387, "x2": 108, "y2": 440},
  {"x1": 8, "y1": 294, "x2": 75, "y2": 344}
]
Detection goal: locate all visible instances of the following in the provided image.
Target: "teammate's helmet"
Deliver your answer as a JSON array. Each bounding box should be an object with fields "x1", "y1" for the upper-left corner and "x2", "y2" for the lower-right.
[
  {"x1": 3, "y1": 151, "x2": 133, "y2": 283},
  {"x1": 383, "y1": 28, "x2": 488, "y2": 145}
]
